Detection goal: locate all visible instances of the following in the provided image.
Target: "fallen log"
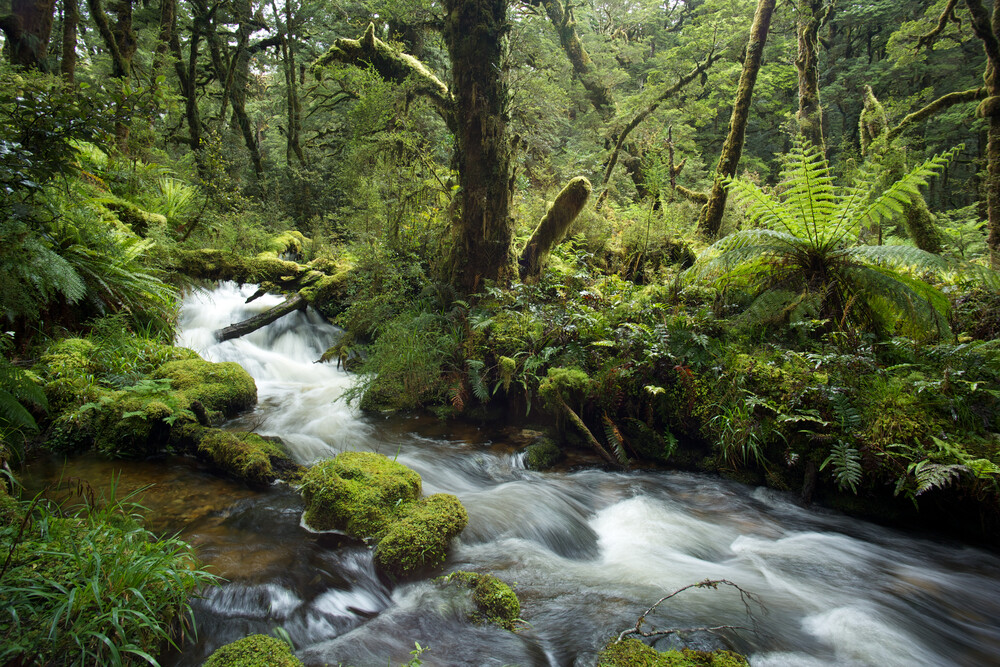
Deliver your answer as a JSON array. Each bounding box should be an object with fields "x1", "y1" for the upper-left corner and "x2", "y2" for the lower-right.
[{"x1": 215, "y1": 293, "x2": 308, "y2": 342}]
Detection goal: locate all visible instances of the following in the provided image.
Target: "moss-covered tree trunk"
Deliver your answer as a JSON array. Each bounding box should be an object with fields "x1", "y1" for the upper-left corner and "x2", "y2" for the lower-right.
[
  {"x1": 444, "y1": 0, "x2": 515, "y2": 293},
  {"x1": 796, "y1": 0, "x2": 825, "y2": 149},
  {"x1": 60, "y1": 0, "x2": 78, "y2": 81},
  {"x1": 696, "y1": 0, "x2": 776, "y2": 239},
  {"x1": 965, "y1": 0, "x2": 1000, "y2": 269},
  {"x1": 519, "y1": 176, "x2": 591, "y2": 280},
  {"x1": 0, "y1": 0, "x2": 58, "y2": 69}
]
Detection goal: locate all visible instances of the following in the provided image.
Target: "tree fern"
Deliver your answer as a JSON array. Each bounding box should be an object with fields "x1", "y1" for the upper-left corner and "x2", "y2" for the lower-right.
[
  {"x1": 688, "y1": 140, "x2": 987, "y2": 337},
  {"x1": 820, "y1": 440, "x2": 862, "y2": 494}
]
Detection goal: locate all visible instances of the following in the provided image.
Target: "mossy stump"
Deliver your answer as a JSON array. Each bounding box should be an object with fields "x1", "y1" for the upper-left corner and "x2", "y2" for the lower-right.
[
  {"x1": 203, "y1": 634, "x2": 303, "y2": 667},
  {"x1": 438, "y1": 571, "x2": 521, "y2": 630},
  {"x1": 300, "y1": 452, "x2": 468, "y2": 578},
  {"x1": 598, "y1": 638, "x2": 749, "y2": 667}
]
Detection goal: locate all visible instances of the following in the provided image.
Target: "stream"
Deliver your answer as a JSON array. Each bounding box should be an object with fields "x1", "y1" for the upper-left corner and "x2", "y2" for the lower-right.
[{"x1": 27, "y1": 282, "x2": 1000, "y2": 666}]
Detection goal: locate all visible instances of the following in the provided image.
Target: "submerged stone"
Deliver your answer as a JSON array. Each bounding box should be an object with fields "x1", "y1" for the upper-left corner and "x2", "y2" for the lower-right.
[{"x1": 438, "y1": 570, "x2": 521, "y2": 630}]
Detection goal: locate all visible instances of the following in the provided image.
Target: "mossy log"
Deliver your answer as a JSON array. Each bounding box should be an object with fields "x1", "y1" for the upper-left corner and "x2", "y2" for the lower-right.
[
  {"x1": 215, "y1": 292, "x2": 308, "y2": 342},
  {"x1": 519, "y1": 176, "x2": 592, "y2": 281}
]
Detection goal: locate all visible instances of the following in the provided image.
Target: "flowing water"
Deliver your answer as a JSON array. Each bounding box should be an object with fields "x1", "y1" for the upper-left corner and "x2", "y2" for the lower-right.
[{"x1": 28, "y1": 283, "x2": 1000, "y2": 666}]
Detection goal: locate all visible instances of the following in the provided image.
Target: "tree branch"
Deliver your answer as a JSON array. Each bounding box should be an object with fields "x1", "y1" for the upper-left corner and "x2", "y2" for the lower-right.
[
  {"x1": 886, "y1": 87, "x2": 986, "y2": 143},
  {"x1": 917, "y1": 0, "x2": 962, "y2": 51},
  {"x1": 312, "y1": 22, "x2": 455, "y2": 128}
]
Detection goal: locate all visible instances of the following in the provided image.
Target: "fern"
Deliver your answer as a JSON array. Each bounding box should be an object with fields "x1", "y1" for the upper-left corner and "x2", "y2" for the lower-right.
[
  {"x1": 602, "y1": 413, "x2": 629, "y2": 465},
  {"x1": 466, "y1": 360, "x2": 491, "y2": 403},
  {"x1": 688, "y1": 140, "x2": 990, "y2": 337},
  {"x1": 820, "y1": 440, "x2": 862, "y2": 494},
  {"x1": 909, "y1": 461, "x2": 967, "y2": 496}
]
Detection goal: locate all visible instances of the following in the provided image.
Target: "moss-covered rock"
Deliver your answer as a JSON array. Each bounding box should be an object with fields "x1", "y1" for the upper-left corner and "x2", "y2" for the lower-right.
[
  {"x1": 196, "y1": 429, "x2": 300, "y2": 486},
  {"x1": 523, "y1": 436, "x2": 563, "y2": 470},
  {"x1": 300, "y1": 452, "x2": 467, "y2": 578},
  {"x1": 598, "y1": 638, "x2": 749, "y2": 667},
  {"x1": 374, "y1": 493, "x2": 469, "y2": 577},
  {"x1": 203, "y1": 634, "x2": 304, "y2": 667},
  {"x1": 300, "y1": 452, "x2": 422, "y2": 534},
  {"x1": 154, "y1": 358, "x2": 257, "y2": 420},
  {"x1": 439, "y1": 571, "x2": 520, "y2": 630}
]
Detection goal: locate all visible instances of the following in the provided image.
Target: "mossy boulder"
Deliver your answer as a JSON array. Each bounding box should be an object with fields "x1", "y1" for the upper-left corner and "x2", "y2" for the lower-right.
[
  {"x1": 374, "y1": 493, "x2": 469, "y2": 577},
  {"x1": 523, "y1": 436, "x2": 563, "y2": 470},
  {"x1": 300, "y1": 452, "x2": 467, "y2": 578},
  {"x1": 301, "y1": 452, "x2": 422, "y2": 534},
  {"x1": 439, "y1": 571, "x2": 520, "y2": 630},
  {"x1": 196, "y1": 429, "x2": 300, "y2": 486},
  {"x1": 598, "y1": 638, "x2": 749, "y2": 667},
  {"x1": 154, "y1": 358, "x2": 257, "y2": 420},
  {"x1": 203, "y1": 634, "x2": 303, "y2": 667}
]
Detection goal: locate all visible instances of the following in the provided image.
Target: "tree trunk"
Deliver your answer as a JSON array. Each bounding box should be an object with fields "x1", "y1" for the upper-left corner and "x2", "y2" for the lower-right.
[
  {"x1": 87, "y1": 0, "x2": 135, "y2": 79},
  {"x1": 60, "y1": 0, "x2": 78, "y2": 81},
  {"x1": 280, "y1": 0, "x2": 305, "y2": 165},
  {"x1": 519, "y1": 176, "x2": 592, "y2": 281},
  {"x1": 796, "y1": 0, "x2": 825, "y2": 149},
  {"x1": 150, "y1": 0, "x2": 174, "y2": 88},
  {"x1": 444, "y1": 0, "x2": 516, "y2": 293},
  {"x1": 1, "y1": 0, "x2": 58, "y2": 69},
  {"x1": 215, "y1": 293, "x2": 307, "y2": 342},
  {"x1": 171, "y1": 15, "x2": 207, "y2": 178},
  {"x1": 696, "y1": 0, "x2": 776, "y2": 239},
  {"x1": 965, "y1": 0, "x2": 1000, "y2": 269}
]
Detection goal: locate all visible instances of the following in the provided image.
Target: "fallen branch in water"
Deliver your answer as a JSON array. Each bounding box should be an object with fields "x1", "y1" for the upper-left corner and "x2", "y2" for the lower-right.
[{"x1": 613, "y1": 578, "x2": 764, "y2": 645}]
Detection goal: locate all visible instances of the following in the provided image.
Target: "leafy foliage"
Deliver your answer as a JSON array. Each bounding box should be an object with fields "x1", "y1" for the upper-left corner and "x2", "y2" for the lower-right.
[{"x1": 690, "y1": 141, "x2": 970, "y2": 337}]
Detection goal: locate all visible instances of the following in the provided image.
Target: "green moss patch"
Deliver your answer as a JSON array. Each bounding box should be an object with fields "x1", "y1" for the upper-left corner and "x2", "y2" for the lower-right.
[
  {"x1": 196, "y1": 429, "x2": 300, "y2": 486},
  {"x1": 300, "y1": 452, "x2": 467, "y2": 578},
  {"x1": 374, "y1": 493, "x2": 469, "y2": 577},
  {"x1": 154, "y1": 358, "x2": 257, "y2": 419},
  {"x1": 438, "y1": 571, "x2": 520, "y2": 630},
  {"x1": 300, "y1": 452, "x2": 421, "y2": 534},
  {"x1": 524, "y1": 436, "x2": 563, "y2": 470},
  {"x1": 203, "y1": 634, "x2": 303, "y2": 667},
  {"x1": 598, "y1": 638, "x2": 749, "y2": 667}
]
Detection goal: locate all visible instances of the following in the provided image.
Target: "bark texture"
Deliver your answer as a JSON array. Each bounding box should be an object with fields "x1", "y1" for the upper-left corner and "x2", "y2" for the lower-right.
[
  {"x1": 1, "y1": 0, "x2": 58, "y2": 69},
  {"x1": 60, "y1": 0, "x2": 78, "y2": 81},
  {"x1": 796, "y1": 0, "x2": 825, "y2": 148},
  {"x1": 696, "y1": 0, "x2": 777, "y2": 239},
  {"x1": 519, "y1": 176, "x2": 592, "y2": 281},
  {"x1": 444, "y1": 0, "x2": 516, "y2": 293}
]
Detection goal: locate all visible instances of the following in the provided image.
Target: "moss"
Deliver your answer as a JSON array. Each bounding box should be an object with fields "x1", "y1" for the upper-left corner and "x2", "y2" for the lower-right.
[
  {"x1": 300, "y1": 453, "x2": 466, "y2": 578},
  {"x1": 598, "y1": 638, "x2": 749, "y2": 667},
  {"x1": 524, "y1": 436, "x2": 563, "y2": 470},
  {"x1": 0, "y1": 484, "x2": 22, "y2": 525},
  {"x1": 154, "y1": 359, "x2": 257, "y2": 419},
  {"x1": 203, "y1": 634, "x2": 303, "y2": 667},
  {"x1": 439, "y1": 571, "x2": 520, "y2": 630},
  {"x1": 197, "y1": 430, "x2": 298, "y2": 486},
  {"x1": 300, "y1": 452, "x2": 421, "y2": 534},
  {"x1": 539, "y1": 367, "x2": 593, "y2": 408},
  {"x1": 374, "y1": 493, "x2": 468, "y2": 577},
  {"x1": 260, "y1": 230, "x2": 311, "y2": 259}
]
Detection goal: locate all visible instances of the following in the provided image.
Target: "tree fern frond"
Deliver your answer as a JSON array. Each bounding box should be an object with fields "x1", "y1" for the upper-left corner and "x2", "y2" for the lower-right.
[
  {"x1": 778, "y1": 141, "x2": 837, "y2": 242},
  {"x1": 724, "y1": 176, "x2": 802, "y2": 233}
]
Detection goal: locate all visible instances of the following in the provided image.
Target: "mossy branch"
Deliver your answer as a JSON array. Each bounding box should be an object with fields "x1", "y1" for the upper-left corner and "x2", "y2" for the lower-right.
[
  {"x1": 557, "y1": 395, "x2": 619, "y2": 467},
  {"x1": 518, "y1": 176, "x2": 592, "y2": 281},
  {"x1": 916, "y1": 0, "x2": 961, "y2": 51},
  {"x1": 312, "y1": 22, "x2": 455, "y2": 128},
  {"x1": 885, "y1": 87, "x2": 986, "y2": 143}
]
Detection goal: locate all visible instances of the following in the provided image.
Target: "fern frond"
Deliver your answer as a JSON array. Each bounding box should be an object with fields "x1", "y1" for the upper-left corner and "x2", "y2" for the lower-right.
[
  {"x1": 602, "y1": 413, "x2": 629, "y2": 465},
  {"x1": 910, "y1": 461, "x2": 967, "y2": 496},
  {"x1": 466, "y1": 360, "x2": 490, "y2": 403},
  {"x1": 820, "y1": 440, "x2": 862, "y2": 493}
]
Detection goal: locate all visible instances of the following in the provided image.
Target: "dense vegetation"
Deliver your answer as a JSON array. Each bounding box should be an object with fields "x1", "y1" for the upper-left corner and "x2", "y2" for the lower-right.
[{"x1": 2, "y1": 0, "x2": 1000, "y2": 663}]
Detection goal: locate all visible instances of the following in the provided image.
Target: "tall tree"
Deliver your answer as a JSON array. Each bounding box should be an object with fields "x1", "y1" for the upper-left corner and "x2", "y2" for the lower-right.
[
  {"x1": 60, "y1": 0, "x2": 78, "y2": 81},
  {"x1": 1, "y1": 0, "x2": 58, "y2": 69},
  {"x1": 796, "y1": 0, "x2": 825, "y2": 149},
  {"x1": 444, "y1": 0, "x2": 515, "y2": 292},
  {"x1": 697, "y1": 0, "x2": 777, "y2": 239}
]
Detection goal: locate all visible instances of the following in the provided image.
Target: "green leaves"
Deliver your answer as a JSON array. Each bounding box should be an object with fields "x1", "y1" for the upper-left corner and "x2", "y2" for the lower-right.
[
  {"x1": 821, "y1": 441, "x2": 862, "y2": 494},
  {"x1": 691, "y1": 139, "x2": 969, "y2": 337}
]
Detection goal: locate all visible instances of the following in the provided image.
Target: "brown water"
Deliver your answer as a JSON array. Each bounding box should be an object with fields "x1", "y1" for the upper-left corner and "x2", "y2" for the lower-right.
[{"x1": 24, "y1": 283, "x2": 1000, "y2": 666}]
